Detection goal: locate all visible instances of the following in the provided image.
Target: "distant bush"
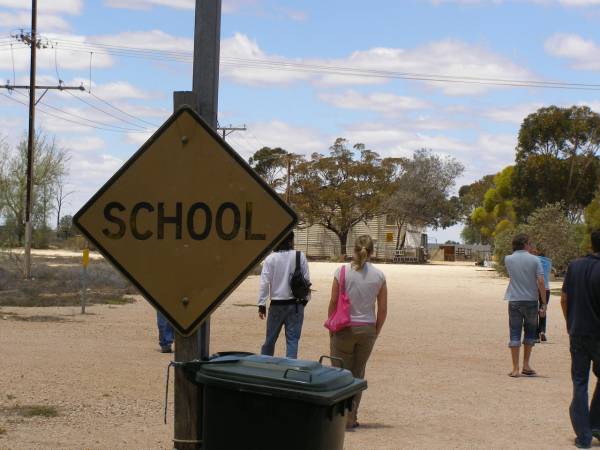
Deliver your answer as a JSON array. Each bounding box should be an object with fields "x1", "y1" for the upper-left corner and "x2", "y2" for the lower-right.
[{"x1": 494, "y1": 203, "x2": 581, "y2": 275}]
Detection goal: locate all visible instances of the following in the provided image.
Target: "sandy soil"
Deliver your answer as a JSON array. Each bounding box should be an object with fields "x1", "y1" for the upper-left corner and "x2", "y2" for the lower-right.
[{"x1": 0, "y1": 260, "x2": 587, "y2": 449}]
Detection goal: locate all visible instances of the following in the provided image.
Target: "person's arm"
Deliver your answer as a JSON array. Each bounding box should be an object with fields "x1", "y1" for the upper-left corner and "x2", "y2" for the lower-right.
[
  {"x1": 535, "y1": 259, "x2": 546, "y2": 316},
  {"x1": 537, "y1": 274, "x2": 547, "y2": 317},
  {"x1": 561, "y1": 266, "x2": 570, "y2": 326},
  {"x1": 561, "y1": 291, "x2": 568, "y2": 323},
  {"x1": 301, "y1": 253, "x2": 311, "y2": 300},
  {"x1": 328, "y1": 278, "x2": 339, "y2": 317},
  {"x1": 258, "y1": 259, "x2": 271, "y2": 319},
  {"x1": 375, "y1": 282, "x2": 388, "y2": 336}
]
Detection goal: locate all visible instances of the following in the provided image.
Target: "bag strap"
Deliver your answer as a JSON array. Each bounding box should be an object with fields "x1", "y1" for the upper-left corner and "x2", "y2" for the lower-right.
[
  {"x1": 339, "y1": 265, "x2": 346, "y2": 294},
  {"x1": 295, "y1": 251, "x2": 300, "y2": 273}
]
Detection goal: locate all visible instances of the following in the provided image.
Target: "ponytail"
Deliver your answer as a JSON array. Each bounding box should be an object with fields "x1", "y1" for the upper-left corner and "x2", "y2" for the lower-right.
[{"x1": 351, "y1": 235, "x2": 374, "y2": 271}]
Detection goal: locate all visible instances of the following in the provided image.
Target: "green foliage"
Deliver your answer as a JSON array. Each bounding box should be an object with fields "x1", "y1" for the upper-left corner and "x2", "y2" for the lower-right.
[
  {"x1": 494, "y1": 203, "x2": 581, "y2": 275},
  {"x1": 470, "y1": 166, "x2": 516, "y2": 240},
  {"x1": 0, "y1": 133, "x2": 69, "y2": 246},
  {"x1": 57, "y1": 215, "x2": 75, "y2": 239},
  {"x1": 460, "y1": 221, "x2": 487, "y2": 245},
  {"x1": 248, "y1": 146, "x2": 289, "y2": 190},
  {"x1": 292, "y1": 138, "x2": 398, "y2": 255},
  {"x1": 514, "y1": 105, "x2": 600, "y2": 219},
  {"x1": 582, "y1": 190, "x2": 600, "y2": 252},
  {"x1": 458, "y1": 174, "x2": 495, "y2": 218},
  {"x1": 385, "y1": 149, "x2": 464, "y2": 248}
]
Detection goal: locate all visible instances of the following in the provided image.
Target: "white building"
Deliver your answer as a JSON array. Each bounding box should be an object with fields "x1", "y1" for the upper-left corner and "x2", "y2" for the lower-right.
[{"x1": 294, "y1": 215, "x2": 426, "y2": 262}]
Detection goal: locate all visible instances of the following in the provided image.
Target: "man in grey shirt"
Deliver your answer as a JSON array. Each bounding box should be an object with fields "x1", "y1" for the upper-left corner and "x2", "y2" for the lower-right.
[{"x1": 504, "y1": 233, "x2": 547, "y2": 377}]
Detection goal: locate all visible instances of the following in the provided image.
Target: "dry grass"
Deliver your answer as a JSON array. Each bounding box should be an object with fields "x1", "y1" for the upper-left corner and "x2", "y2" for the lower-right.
[
  {"x1": 0, "y1": 426, "x2": 6, "y2": 435},
  {"x1": 0, "y1": 253, "x2": 136, "y2": 307},
  {"x1": 4, "y1": 405, "x2": 59, "y2": 418},
  {"x1": 8, "y1": 315, "x2": 67, "y2": 323}
]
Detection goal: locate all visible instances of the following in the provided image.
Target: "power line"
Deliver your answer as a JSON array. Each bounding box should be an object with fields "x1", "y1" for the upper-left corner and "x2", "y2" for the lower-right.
[
  {"x1": 12, "y1": 89, "x2": 153, "y2": 132},
  {"x1": 0, "y1": 92, "x2": 149, "y2": 133},
  {"x1": 64, "y1": 89, "x2": 151, "y2": 131},
  {"x1": 30, "y1": 36, "x2": 600, "y2": 91},
  {"x1": 89, "y1": 91, "x2": 161, "y2": 128}
]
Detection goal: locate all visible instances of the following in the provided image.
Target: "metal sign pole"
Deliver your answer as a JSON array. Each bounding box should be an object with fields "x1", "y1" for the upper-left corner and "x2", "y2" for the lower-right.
[{"x1": 81, "y1": 245, "x2": 89, "y2": 314}]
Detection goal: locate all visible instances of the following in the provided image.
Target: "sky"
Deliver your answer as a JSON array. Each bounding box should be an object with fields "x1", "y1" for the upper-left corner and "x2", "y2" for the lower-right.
[{"x1": 0, "y1": 0, "x2": 599, "y2": 243}]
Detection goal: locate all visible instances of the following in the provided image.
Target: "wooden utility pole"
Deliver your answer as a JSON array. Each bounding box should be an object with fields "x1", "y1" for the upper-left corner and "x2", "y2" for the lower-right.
[
  {"x1": 173, "y1": 1, "x2": 222, "y2": 449},
  {"x1": 172, "y1": 92, "x2": 202, "y2": 450},
  {"x1": 218, "y1": 124, "x2": 246, "y2": 140},
  {"x1": 286, "y1": 154, "x2": 292, "y2": 204},
  {"x1": 24, "y1": 0, "x2": 37, "y2": 279}
]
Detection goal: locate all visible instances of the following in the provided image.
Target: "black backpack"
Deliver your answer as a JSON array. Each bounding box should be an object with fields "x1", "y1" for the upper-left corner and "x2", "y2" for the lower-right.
[{"x1": 290, "y1": 251, "x2": 311, "y2": 302}]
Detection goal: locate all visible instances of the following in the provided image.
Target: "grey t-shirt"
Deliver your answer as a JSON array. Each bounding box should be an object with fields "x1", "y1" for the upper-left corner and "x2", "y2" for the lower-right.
[
  {"x1": 504, "y1": 250, "x2": 543, "y2": 301},
  {"x1": 334, "y1": 262, "x2": 386, "y2": 324}
]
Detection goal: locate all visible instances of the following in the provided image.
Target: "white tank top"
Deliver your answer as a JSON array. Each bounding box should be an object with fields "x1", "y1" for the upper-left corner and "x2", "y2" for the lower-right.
[{"x1": 334, "y1": 262, "x2": 386, "y2": 324}]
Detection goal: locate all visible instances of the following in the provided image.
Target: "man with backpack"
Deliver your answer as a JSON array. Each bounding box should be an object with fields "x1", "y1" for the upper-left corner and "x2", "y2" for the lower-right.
[{"x1": 258, "y1": 232, "x2": 311, "y2": 359}]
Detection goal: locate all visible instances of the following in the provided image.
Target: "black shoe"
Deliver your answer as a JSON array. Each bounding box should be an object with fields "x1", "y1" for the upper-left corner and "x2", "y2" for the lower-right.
[
  {"x1": 592, "y1": 429, "x2": 600, "y2": 441},
  {"x1": 541, "y1": 333, "x2": 547, "y2": 342},
  {"x1": 160, "y1": 345, "x2": 172, "y2": 353},
  {"x1": 574, "y1": 438, "x2": 591, "y2": 449}
]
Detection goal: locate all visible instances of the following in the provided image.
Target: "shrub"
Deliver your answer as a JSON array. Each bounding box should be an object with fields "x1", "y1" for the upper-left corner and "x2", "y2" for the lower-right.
[{"x1": 494, "y1": 203, "x2": 580, "y2": 275}]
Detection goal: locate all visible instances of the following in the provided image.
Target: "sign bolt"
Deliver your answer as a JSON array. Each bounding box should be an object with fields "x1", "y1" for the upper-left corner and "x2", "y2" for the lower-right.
[
  {"x1": 181, "y1": 136, "x2": 189, "y2": 145},
  {"x1": 181, "y1": 296, "x2": 190, "y2": 307}
]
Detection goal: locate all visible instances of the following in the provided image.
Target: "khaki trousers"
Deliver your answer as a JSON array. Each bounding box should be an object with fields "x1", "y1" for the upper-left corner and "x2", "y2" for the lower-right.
[{"x1": 330, "y1": 325, "x2": 377, "y2": 424}]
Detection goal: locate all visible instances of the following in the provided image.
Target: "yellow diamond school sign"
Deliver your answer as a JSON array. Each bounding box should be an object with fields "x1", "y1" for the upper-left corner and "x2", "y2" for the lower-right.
[{"x1": 73, "y1": 107, "x2": 297, "y2": 335}]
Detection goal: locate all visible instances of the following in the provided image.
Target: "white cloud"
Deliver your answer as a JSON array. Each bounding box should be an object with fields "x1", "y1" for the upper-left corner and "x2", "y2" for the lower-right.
[
  {"x1": 58, "y1": 136, "x2": 105, "y2": 152},
  {"x1": 482, "y1": 102, "x2": 544, "y2": 124},
  {"x1": 221, "y1": 33, "x2": 311, "y2": 85},
  {"x1": 429, "y1": 0, "x2": 600, "y2": 5},
  {"x1": 0, "y1": 12, "x2": 71, "y2": 31},
  {"x1": 340, "y1": 120, "x2": 516, "y2": 182},
  {"x1": 66, "y1": 152, "x2": 125, "y2": 216},
  {"x1": 0, "y1": 34, "x2": 114, "y2": 73},
  {"x1": 91, "y1": 81, "x2": 152, "y2": 101},
  {"x1": 557, "y1": 0, "x2": 600, "y2": 5},
  {"x1": 124, "y1": 130, "x2": 154, "y2": 147},
  {"x1": 221, "y1": 34, "x2": 534, "y2": 95},
  {"x1": 0, "y1": 0, "x2": 83, "y2": 14},
  {"x1": 227, "y1": 121, "x2": 327, "y2": 159},
  {"x1": 483, "y1": 100, "x2": 600, "y2": 125},
  {"x1": 545, "y1": 33, "x2": 600, "y2": 70},
  {"x1": 101, "y1": 0, "x2": 303, "y2": 18},
  {"x1": 102, "y1": 0, "x2": 271, "y2": 14},
  {"x1": 319, "y1": 90, "x2": 430, "y2": 115},
  {"x1": 103, "y1": 0, "x2": 193, "y2": 9},
  {"x1": 90, "y1": 30, "x2": 193, "y2": 53}
]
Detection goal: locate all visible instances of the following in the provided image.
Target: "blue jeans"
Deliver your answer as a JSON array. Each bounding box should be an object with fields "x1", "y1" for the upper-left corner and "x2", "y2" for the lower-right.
[
  {"x1": 569, "y1": 335, "x2": 600, "y2": 446},
  {"x1": 261, "y1": 303, "x2": 304, "y2": 359},
  {"x1": 157, "y1": 312, "x2": 174, "y2": 347},
  {"x1": 508, "y1": 301, "x2": 538, "y2": 347}
]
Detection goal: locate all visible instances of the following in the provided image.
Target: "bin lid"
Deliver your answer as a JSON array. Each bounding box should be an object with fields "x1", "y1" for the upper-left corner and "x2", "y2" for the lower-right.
[{"x1": 183, "y1": 354, "x2": 367, "y2": 406}]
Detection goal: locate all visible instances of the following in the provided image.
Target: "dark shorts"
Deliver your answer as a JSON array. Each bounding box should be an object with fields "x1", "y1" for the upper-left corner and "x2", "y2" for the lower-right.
[{"x1": 508, "y1": 301, "x2": 538, "y2": 347}]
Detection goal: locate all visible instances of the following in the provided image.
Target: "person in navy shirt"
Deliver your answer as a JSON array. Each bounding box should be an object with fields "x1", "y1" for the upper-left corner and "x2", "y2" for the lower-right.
[{"x1": 561, "y1": 230, "x2": 600, "y2": 448}]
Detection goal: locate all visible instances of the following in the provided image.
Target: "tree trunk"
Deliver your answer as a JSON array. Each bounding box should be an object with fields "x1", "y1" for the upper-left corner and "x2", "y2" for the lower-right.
[
  {"x1": 395, "y1": 219, "x2": 405, "y2": 250},
  {"x1": 339, "y1": 230, "x2": 349, "y2": 260}
]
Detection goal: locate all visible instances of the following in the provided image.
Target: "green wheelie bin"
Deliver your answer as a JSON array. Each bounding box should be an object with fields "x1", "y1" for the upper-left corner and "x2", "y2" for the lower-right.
[{"x1": 182, "y1": 352, "x2": 367, "y2": 450}]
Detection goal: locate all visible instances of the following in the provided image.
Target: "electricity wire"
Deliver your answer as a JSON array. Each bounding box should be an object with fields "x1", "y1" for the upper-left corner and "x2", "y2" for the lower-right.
[
  {"x1": 35, "y1": 37, "x2": 600, "y2": 91},
  {"x1": 0, "y1": 92, "x2": 150, "y2": 133},
  {"x1": 64, "y1": 89, "x2": 152, "y2": 131}
]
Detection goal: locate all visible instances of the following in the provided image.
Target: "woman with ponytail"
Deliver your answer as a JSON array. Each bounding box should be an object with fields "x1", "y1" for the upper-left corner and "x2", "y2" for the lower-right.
[{"x1": 327, "y1": 234, "x2": 388, "y2": 429}]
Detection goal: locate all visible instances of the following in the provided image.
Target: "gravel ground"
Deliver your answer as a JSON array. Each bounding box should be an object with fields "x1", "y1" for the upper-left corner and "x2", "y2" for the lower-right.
[{"x1": 0, "y1": 261, "x2": 586, "y2": 449}]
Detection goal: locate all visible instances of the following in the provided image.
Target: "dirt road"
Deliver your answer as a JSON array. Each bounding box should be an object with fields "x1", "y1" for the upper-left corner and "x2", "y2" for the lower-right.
[{"x1": 0, "y1": 262, "x2": 582, "y2": 449}]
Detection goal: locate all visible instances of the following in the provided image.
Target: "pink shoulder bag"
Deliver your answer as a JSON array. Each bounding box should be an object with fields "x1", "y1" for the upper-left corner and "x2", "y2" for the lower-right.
[{"x1": 324, "y1": 265, "x2": 351, "y2": 332}]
